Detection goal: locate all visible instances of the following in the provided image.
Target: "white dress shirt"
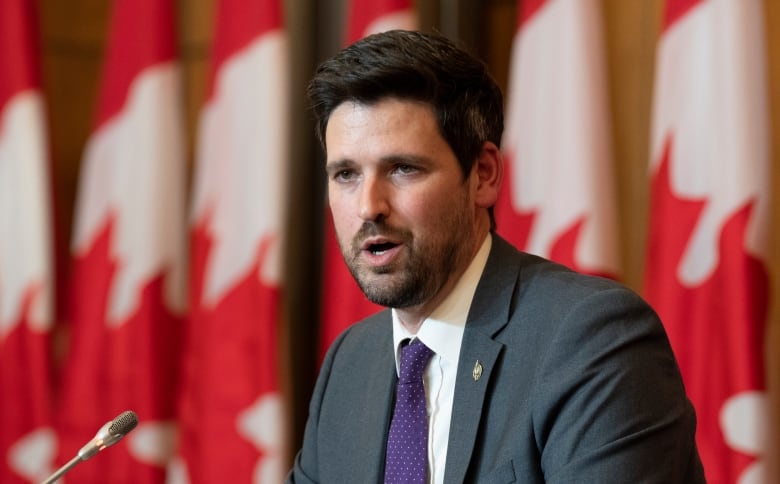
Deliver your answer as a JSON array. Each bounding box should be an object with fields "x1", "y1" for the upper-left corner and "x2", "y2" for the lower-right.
[{"x1": 391, "y1": 233, "x2": 492, "y2": 484}]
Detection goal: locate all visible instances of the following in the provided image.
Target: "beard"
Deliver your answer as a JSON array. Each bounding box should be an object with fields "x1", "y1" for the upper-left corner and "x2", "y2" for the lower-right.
[{"x1": 338, "y1": 191, "x2": 476, "y2": 309}]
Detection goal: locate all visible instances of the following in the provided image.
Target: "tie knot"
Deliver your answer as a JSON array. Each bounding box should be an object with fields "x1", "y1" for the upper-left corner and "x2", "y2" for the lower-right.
[{"x1": 398, "y1": 339, "x2": 433, "y2": 384}]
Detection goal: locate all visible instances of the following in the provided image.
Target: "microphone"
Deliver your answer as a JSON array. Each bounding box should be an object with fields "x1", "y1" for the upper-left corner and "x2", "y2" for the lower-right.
[{"x1": 41, "y1": 410, "x2": 138, "y2": 484}]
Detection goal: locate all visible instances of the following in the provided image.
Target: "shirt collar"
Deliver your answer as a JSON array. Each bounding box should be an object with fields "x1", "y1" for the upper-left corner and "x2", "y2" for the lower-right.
[{"x1": 392, "y1": 233, "x2": 492, "y2": 372}]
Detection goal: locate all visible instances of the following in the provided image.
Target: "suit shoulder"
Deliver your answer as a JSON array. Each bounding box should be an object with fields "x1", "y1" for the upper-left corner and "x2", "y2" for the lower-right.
[
  {"x1": 487, "y1": 237, "x2": 657, "y2": 336},
  {"x1": 321, "y1": 309, "x2": 392, "y2": 364},
  {"x1": 497, "y1": 245, "x2": 636, "y2": 302}
]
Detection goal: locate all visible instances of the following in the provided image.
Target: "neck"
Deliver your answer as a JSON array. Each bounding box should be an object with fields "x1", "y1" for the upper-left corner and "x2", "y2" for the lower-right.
[
  {"x1": 396, "y1": 314, "x2": 425, "y2": 335},
  {"x1": 395, "y1": 228, "x2": 490, "y2": 334}
]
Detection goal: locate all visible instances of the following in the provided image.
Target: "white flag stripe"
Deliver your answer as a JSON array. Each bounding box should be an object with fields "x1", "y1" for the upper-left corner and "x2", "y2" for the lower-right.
[
  {"x1": 71, "y1": 63, "x2": 187, "y2": 323},
  {"x1": 650, "y1": 0, "x2": 770, "y2": 285},
  {"x1": 0, "y1": 91, "x2": 53, "y2": 337},
  {"x1": 502, "y1": 0, "x2": 619, "y2": 274},
  {"x1": 191, "y1": 31, "x2": 289, "y2": 305}
]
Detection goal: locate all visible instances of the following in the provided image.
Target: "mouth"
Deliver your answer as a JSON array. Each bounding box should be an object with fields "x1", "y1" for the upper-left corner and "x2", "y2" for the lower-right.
[
  {"x1": 359, "y1": 236, "x2": 403, "y2": 264},
  {"x1": 366, "y1": 241, "x2": 399, "y2": 255}
]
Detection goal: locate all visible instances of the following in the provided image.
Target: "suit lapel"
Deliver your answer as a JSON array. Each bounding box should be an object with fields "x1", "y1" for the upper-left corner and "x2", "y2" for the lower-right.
[
  {"x1": 443, "y1": 331, "x2": 503, "y2": 484},
  {"x1": 443, "y1": 236, "x2": 520, "y2": 484}
]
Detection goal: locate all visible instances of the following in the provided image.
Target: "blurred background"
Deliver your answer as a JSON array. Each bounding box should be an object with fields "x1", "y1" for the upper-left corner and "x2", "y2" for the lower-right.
[{"x1": 1, "y1": 0, "x2": 779, "y2": 482}]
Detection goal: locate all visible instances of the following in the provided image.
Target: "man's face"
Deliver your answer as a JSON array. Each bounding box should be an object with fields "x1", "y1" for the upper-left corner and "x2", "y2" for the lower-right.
[{"x1": 325, "y1": 98, "x2": 481, "y2": 312}]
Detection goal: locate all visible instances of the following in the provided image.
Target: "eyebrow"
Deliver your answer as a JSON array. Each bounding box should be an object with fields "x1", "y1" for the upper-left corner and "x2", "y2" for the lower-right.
[{"x1": 324, "y1": 158, "x2": 355, "y2": 177}]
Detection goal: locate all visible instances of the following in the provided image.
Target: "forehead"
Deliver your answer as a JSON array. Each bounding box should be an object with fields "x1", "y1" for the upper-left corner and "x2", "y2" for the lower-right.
[{"x1": 325, "y1": 98, "x2": 447, "y2": 160}]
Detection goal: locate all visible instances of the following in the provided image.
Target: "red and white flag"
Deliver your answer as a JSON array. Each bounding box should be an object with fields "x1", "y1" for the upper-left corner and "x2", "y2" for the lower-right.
[
  {"x1": 495, "y1": 0, "x2": 620, "y2": 278},
  {"x1": 55, "y1": 0, "x2": 187, "y2": 480},
  {"x1": 318, "y1": 0, "x2": 417, "y2": 360},
  {"x1": 0, "y1": 0, "x2": 57, "y2": 481},
  {"x1": 175, "y1": 0, "x2": 289, "y2": 482},
  {"x1": 644, "y1": 0, "x2": 772, "y2": 482}
]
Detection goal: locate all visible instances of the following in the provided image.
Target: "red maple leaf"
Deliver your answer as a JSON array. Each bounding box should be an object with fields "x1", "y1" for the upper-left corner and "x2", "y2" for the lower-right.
[
  {"x1": 518, "y1": 0, "x2": 549, "y2": 27},
  {"x1": 644, "y1": 135, "x2": 769, "y2": 482},
  {"x1": 662, "y1": 0, "x2": 705, "y2": 32},
  {"x1": 0, "y1": 286, "x2": 52, "y2": 484},
  {"x1": 57, "y1": 215, "x2": 183, "y2": 482},
  {"x1": 177, "y1": 216, "x2": 281, "y2": 483}
]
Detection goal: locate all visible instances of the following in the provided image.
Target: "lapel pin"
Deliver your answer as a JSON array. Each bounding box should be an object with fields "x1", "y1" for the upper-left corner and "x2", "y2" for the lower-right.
[{"x1": 473, "y1": 360, "x2": 483, "y2": 382}]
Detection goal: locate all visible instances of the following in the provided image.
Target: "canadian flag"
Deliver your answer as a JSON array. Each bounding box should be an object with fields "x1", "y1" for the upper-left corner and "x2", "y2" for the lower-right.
[
  {"x1": 644, "y1": 0, "x2": 772, "y2": 482},
  {"x1": 54, "y1": 0, "x2": 187, "y2": 481},
  {"x1": 495, "y1": 0, "x2": 620, "y2": 278},
  {"x1": 318, "y1": 0, "x2": 417, "y2": 361},
  {"x1": 174, "y1": 0, "x2": 289, "y2": 482},
  {"x1": 0, "y1": 0, "x2": 57, "y2": 482}
]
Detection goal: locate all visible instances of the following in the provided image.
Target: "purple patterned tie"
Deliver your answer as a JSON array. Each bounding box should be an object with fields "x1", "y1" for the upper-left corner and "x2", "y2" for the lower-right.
[{"x1": 385, "y1": 338, "x2": 434, "y2": 484}]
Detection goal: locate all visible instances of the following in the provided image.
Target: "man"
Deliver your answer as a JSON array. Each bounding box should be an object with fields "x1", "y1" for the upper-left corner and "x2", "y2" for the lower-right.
[{"x1": 288, "y1": 30, "x2": 704, "y2": 483}]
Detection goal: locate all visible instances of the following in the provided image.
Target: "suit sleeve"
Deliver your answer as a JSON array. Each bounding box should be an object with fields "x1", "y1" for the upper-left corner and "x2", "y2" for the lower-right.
[
  {"x1": 533, "y1": 286, "x2": 704, "y2": 483},
  {"x1": 285, "y1": 329, "x2": 347, "y2": 484}
]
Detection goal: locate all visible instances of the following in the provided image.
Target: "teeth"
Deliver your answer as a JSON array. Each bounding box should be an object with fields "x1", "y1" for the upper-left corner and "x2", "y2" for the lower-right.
[{"x1": 369, "y1": 243, "x2": 394, "y2": 255}]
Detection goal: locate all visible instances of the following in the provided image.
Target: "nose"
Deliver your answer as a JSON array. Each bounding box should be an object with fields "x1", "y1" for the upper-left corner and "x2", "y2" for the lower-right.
[{"x1": 357, "y1": 176, "x2": 390, "y2": 222}]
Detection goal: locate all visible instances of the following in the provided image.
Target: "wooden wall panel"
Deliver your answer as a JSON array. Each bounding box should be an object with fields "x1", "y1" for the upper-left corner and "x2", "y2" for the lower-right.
[
  {"x1": 764, "y1": 0, "x2": 780, "y2": 466},
  {"x1": 38, "y1": 0, "x2": 110, "y2": 336},
  {"x1": 176, "y1": 0, "x2": 214, "y2": 165},
  {"x1": 602, "y1": 0, "x2": 662, "y2": 290}
]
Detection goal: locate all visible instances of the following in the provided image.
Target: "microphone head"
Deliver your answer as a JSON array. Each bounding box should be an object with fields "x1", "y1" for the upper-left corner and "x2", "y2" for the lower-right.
[
  {"x1": 109, "y1": 410, "x2": 138, "y2": 436},
  {"x1": 78, "y1": 410, "x2": 139, "y2": 461}
]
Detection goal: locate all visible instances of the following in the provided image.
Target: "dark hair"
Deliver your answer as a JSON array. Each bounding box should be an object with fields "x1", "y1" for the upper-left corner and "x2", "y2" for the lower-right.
[{"x1": 307, "y1": 29, "x2": 504, "y2": 180}]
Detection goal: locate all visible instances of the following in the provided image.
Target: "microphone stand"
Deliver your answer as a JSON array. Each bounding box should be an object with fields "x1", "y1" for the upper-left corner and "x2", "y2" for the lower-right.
[{"x1": 41, "y1": 455, "x2": 82, "y2": 484}]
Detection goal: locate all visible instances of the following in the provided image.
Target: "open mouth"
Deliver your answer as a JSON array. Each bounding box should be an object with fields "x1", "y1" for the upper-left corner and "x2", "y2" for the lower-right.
[{"x1": 367, "y1": 242, "x2": 398, "y2": 255}]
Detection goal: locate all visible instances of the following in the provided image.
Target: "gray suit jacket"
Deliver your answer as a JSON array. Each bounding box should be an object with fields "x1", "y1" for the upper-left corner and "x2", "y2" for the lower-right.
[{"x1": 288, "y1": 235, "x2": 705, "y2": 483}]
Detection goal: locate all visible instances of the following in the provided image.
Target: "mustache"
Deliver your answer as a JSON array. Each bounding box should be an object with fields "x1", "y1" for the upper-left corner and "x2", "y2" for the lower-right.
[{"x1": 351, "y1": 221, "x2": 411, "y2": 247}]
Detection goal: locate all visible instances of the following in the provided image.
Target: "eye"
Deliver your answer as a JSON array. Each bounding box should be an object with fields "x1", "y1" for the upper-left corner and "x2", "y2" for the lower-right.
[
  {"x1": 394, "y1": 164, "x2": 418, "y2": 175},
  {"x1": 332, "y1": 168, "x2": 356, "y2": 183}
]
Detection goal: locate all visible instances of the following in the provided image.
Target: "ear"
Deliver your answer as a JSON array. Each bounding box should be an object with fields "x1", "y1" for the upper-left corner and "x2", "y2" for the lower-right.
[{"x1": 471, "y1": 141, "x2": 503, "y2": 209}]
